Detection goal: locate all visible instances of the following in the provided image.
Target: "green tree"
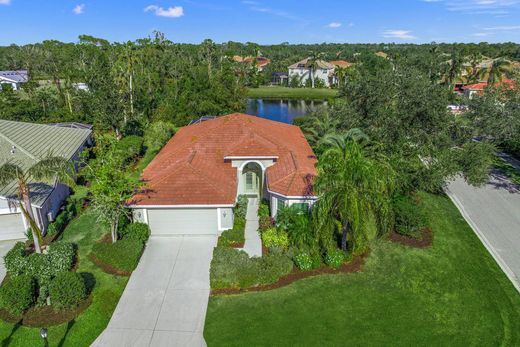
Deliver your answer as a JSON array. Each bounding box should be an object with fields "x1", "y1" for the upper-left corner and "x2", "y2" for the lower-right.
[
  {"x1": 480, "y1": 58, "x2": 511, "y2": 84},
  {"x1": 0, "y1": 156, "x2": 75, "y2": 253},
  {"x1": 313, "y1": 139, "x2": 394, "y2": 253}
]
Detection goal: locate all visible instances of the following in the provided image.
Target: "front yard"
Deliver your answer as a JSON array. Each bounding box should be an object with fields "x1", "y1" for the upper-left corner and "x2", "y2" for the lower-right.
[
  {"x1": 204, "y1": 192, "x2": 520, "y2": 346},
  {"x1": 0, "y1": 210, "x2": 127, "y2": 346}
]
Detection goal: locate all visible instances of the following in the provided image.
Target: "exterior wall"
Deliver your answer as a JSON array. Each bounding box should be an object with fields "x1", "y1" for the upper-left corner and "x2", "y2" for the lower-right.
[
  {"x1": 218, "y1": 207, "x2": 233, "y2": 231},
  {"x1": 36, "y1": 183, "x2": 71, "y2": 234},
  {"x1": 230, "y1": 159, "x2": 275, "y2": 198},
  {"x1": 132, "y1": 208, "x2": 148, "y2": 224},
  {"x1": 268, "y1": 192, "x2": 317, "y2": 219},
  {"x1": 288, "y1": 67, "x2": 333, "y2": 87}
]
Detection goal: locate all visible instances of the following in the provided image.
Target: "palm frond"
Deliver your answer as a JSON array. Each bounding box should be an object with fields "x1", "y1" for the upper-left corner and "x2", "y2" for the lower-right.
[
  {"x1": 0, "y1": 163, "x2": 24, "y2": 186},
  {"x1": 28, "y1": 156, "x2": 76, "y2": 187}
]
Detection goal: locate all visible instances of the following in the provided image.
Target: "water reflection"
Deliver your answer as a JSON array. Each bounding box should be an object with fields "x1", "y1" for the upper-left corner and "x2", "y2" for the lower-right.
[{"x1": 246, "y1": 98, "x2": 326, "y2": 124}]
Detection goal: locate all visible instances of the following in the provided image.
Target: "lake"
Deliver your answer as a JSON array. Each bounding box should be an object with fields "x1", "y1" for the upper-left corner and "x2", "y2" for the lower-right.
[{"x1": 246, "y1": 98, "x2": 326, "y2": 124}]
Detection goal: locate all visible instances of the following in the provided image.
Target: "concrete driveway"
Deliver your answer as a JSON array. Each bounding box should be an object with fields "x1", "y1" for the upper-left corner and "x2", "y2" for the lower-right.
[
  {"x1": 446, "y1": 169, "x2": 520, "y2": 292},
  {"x1": 93, "y1": 235, "x2": 217, "y2": 347}
]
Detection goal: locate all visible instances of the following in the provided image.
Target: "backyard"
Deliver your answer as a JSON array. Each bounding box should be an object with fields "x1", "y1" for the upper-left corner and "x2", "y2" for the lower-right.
[
  {"x1": 0, "y1": 210, "x2": 127, "y2": 347},
  {"x1": 247, "y1": 86, "x2": 338, "y2": 100},
  {"x1": 204, "y1": 192, "x2": 520, "y2": 346}
]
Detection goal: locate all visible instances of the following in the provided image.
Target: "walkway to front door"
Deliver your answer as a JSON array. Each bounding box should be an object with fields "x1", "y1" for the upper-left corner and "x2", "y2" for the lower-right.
[
  {"x1": 93, "y1": 236, "x2": 216, "y2": 347},
  {"x1": 241, "y1": 197, "x2": 263, "y2": 257}
]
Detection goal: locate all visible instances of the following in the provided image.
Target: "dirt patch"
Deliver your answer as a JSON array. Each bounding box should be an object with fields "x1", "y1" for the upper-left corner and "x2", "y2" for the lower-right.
[
  {"x1": 88, "y1": 253, "x2": 132, "y2": 277},
  {"x1": 0, "y1": 295, "x2": 92, "y2": 327},
  {"x1": 388, "y1": 228, "x2": 433, "y2": 248},
  {"x1": 211, "y1": 252, "x2": 368, "y2": 296}
]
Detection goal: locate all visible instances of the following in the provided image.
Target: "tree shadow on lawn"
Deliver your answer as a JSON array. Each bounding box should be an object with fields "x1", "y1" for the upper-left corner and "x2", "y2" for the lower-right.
[
  {"x1": 1, "y1": 320, "x2": 22, "y2": 347},
  {"x1": 57, "y1": 319, "x2": 75, "y2": 347}
]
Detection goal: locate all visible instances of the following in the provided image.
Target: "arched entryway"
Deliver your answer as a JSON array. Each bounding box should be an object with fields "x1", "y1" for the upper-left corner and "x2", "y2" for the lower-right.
[{"x1": 242, "y1": 162, "x2": 262, "y2": 195}]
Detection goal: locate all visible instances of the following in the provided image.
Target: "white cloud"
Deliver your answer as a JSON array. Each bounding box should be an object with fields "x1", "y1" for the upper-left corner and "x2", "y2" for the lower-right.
[
  {"x1": 327, "y1": 22, "x2": 342, "y2": 28},
  {"x1": 145, "y1": 5, "x2": 184, "y2": 18},
  {"x1": 382, "y1": 30, "x2": 417, "y2": 40},
  {"x1": 483, "y1": 25, "x2": 520, "y2": 30},
  {"x1": 0, "y1": 0, "x2": 11, "y2": 5},
  {"x1": 73, "y1": 4, "x2": 85, "y2": 14},
  {"x1": 424, "y1": 0, "x2": 520, "y2": 13},
  {"x1": 472, "y1": 32, "x2": 492, "y2": 36}
]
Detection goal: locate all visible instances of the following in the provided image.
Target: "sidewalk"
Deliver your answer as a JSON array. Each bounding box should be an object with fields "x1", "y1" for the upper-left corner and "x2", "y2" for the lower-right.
[{"x1": 241, "y1": 197, "x2": 262, "y2": 257}]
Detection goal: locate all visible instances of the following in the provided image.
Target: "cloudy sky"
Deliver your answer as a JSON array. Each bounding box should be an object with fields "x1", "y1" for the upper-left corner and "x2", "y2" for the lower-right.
[{"x1": 0, "y1": 0, "x2": 519, "y2": 44}]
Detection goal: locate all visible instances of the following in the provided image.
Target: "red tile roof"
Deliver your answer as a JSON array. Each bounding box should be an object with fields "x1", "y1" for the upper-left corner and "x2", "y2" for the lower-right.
[
  {"x1": 130, "y1": 113, "x2": 317, "y2": 206},
  {"x1": 329, "y1": 60, "x2": 352, "y2": 68},
  {"x1": 463, "y1": 79, "x2": 516, "y2": 91}
]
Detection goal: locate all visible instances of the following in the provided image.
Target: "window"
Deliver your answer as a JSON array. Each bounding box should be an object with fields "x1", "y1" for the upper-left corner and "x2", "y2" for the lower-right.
[
  {"x1": 246, "y1": 172, "x2": 253, "y2": 191},
  {"x1": 277, "y1": 198, "x2": 285, "y2": 212},
  {"x1": 292, "y1": 203, "x2": 309, "y2": 213},
  {"x1": 322, "y1": 69, "x2": 327, "y2": 73}
]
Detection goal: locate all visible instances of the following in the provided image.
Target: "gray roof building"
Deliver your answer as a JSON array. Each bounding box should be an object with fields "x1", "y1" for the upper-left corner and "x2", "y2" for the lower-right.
[
  {"x1": 0, "y1": 70, "x2": 29, "y2": 83},
  {"x1": 0, "y1": 120, "x2": 92, "y2": 207}
]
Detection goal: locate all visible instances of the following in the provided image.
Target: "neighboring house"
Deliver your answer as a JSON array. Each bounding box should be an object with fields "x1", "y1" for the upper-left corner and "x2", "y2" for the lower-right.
[
  {"x1": 129, "y1": 113, "x2": 317, "y2": 236},
  {"x1": 0, "y1": 70, "x2": 29, "y2": 91},
  {"x1": 0, "y1": 120, "x2": 92, "y2": 241},
  {"x1": 271, "y1": 72, "x2": 288, "y2": 85},
  {"x1": 462, "y1": 79, "x2": 516, "y2": 99},
  {"x1": 233, "y1": 55, "x2": 271, "y2": 72},
  {"x1": 288, "y1": 58, "x2": 335, "y2": 87},
  {"x1": 329, "y1": 60, "x2": 352, "y2": 69}
]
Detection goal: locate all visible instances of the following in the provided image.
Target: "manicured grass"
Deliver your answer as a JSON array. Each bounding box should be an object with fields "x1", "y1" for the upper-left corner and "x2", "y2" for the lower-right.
[
  {"x1": 247, "y1": 86, "x2": 338, "y2": 100},
  {"x1": 0, "y1": 210, "x2": 127, "y2": 347},
  {"x1": 204, "y1": 192, "x2": 520, "y2": 346}
]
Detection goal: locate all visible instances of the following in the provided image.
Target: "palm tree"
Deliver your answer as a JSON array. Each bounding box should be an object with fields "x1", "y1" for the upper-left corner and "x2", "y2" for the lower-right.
[
  {"x1": 480, "y1": 58, "x2": 511, "y2": 85},
  {"x1": 313, "y1": 139, "x2": 394, "y2": 252},
  {"x1": 464, "y1": 52, "x2": 483, "y2": 84},
  {"x1": 307, "y1": 51, "x2": 325, "y2": 88},
  {"x1": 442, "y1": 51, "x2": 464, "y2": 88},
  {"x1": 0, "y1": 157, "x2": 75, "y2": 253}
]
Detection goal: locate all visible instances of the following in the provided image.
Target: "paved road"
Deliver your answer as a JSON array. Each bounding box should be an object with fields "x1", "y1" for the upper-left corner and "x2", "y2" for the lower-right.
[
  {"x1": 93, "y1": 236, "x2": 216, "y2": 347},
  {"x1": 446, "y1": 167, "x2": 520, "y2": 292}
]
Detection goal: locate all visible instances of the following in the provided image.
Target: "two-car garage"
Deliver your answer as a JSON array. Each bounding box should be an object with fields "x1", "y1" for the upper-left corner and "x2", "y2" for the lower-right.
[{"x1": 132, "y1": 207, "x2": 234, "y2": 236}]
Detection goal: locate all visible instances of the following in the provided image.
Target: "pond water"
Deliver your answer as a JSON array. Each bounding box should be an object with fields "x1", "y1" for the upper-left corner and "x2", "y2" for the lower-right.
[{"x1": 246, "y1": 98, "x2": 326, "y2": 124}]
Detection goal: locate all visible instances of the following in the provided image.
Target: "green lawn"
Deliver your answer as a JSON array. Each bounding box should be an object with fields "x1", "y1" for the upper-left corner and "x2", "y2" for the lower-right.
[
  {"x1": 204, "y1": 192, "x2": 520, "y2": 346},
  {"x1": 247, "y1": 86, "x2": 338, "y2": 100},
  {"x1": 0, "y1": 210, "x2": 126, "y2": 347}
]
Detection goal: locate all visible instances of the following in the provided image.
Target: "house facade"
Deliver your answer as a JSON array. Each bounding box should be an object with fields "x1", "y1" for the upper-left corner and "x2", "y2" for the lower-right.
[
  {"x1": 0, "y1": 70, "x2": 29, "y2": 91},
  {"x1": 0, "y1": 120, "x2": 92, "y2": 241},
  {"x1": 462, "y1": 79, "x2": 516, "y2": 99},
  {"x1": 129, "y1": 113, "x2": 317, "y2": 236},
  {"x1": 288, "y1": 58, "x2": 335, "y2": 87}
]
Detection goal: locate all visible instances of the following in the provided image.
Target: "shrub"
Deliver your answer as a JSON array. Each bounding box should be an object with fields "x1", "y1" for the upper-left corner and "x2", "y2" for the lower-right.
[
  {"x1": 47, "y1": 242, "x2": 76, "y2": 273},
  {"x1": 210, "y1": 247, "x2": 293, "y2": 289},
  {"x1": 393, "y1": 195, "x2": 426, "y2": 238},
  {"x1": 293, "y1": 252, "x2": 320, "y2": 271},
  {"x1": 3, "y1": 242, "x2": 27, "y2": 276},
  {"x1": 113, "y1": 135, "x2": 143, "y2": 164},
  {"x1": 49, "y1": 272, "x2": 87, "y2": 309},
  {"x1": 25, "y1": 253, "x2": 54, "y2": 285},
  {"x1": 235, "y1": 195, "x2": 249, "y2": 219},
  {"x1": 0, "y1": 275, "x2": 35, "y2": 315},
  {"x1": 119, "y1": 223, "x2": 150, "y2": 244},
  {"x1": 277, "y1": 206, "x2": 316, "y2": 250},
  {"x1": 325, "y1": 249, "x2": 346, "y2": 269},
  {"x1": 261, "y1": 228, "x2": 289, "y2": 250},
  {"x1": 91, "y1": 238, "x2": 144, "y2": 273},
  {"x1": 144, "y1": 121, "x2": 176, "y2": 150},
  {"x1": 218, "y1": 217, "x2": 246, "y2": 247}
]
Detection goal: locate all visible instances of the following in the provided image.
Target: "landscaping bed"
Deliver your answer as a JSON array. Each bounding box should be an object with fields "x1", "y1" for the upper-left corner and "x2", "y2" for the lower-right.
[{"x1": 388, "y1": 228, "x2": 433, "y2": 248}]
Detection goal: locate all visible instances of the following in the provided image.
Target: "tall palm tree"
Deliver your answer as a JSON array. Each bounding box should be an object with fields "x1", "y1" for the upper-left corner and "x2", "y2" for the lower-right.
[
  {"x1": 0, "y1": 157, "x2": 75, "y2": 253},
  {"x1": 307, "y1": 51, "x2": 325, "y2": 88},
  {"x1": 442, "y1": 51, "x2": 464, "y2": 88},
  {"x1": 313, "y1": 139, "x2": 394, "y2": 252},
  {"x1": 480, "y1": 58, "x2": 511, "y2": 85},
  {"x1": 464, "y1": 52, "x2": 483, "y2": 84}
]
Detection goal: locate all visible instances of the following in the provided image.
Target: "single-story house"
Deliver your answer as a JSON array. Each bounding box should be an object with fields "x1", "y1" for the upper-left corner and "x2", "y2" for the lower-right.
[
  {"x1": 129, "y1": 113, "x2": 318, "y2": 236},
  {"x1": 288, "y1": 58, "x2": 336, "y2": 87},
  {"x1": 462, "y1": 79, "x2": 516, "y2": 99},
  {"x1": 0, "y1": 70, "x2": 29, "y2": 91},
  {"x1": 0, "y1": 120, "x2": 92, "y2": 241}
]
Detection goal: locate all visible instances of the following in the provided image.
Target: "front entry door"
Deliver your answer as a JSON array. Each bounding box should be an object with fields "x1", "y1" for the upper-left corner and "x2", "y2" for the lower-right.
[{"x1": 245, "y1": 171, "x2": 260, "y2": 194}]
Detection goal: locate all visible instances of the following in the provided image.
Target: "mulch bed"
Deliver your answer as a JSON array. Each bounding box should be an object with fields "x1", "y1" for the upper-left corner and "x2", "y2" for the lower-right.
[
  {"x1": 230, "y1": 242, "x2": 245, "y2": 248},
  {"x1": 388, "y1": 228, "x2": 433, "y2": 248},
  {"x1": 0, "y1": 295, "x2": 92, "y2": 327},
  {"x1": 88, "y1": 253, "x2": 132, "y2": 277},
  {"x1": 211, "y1": 252, "x2": 369, "y2": 296}
]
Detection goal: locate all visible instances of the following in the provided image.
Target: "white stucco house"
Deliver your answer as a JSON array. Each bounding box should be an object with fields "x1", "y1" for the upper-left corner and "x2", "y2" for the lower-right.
[
  {"x1": 0, "y1": 70, "x2": 29, "y2": 91},
  {"x1": 288, "y1": 58, "x2": 335, "y2": 87},
  {"x1": 129, "y1": 113, "x2": 318, "y2": 236},
  {"x1": 0, "y1": 120, "x2": 92, "y2": 241}
]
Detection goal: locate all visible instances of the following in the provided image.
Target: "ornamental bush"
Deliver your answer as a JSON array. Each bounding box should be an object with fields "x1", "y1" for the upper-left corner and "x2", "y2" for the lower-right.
[
  {"x1": 235, "y1": 195, "x2": 249, "y2": 219},
  {"x1": 119, "y1": 223, "x2": 150, "y2": 244},
  {"x1": 261, "y1": 228, "x2": 289, "y2": 250},
  {"x1": 91, "y1": 238, "x2": 144, "y2": 273},
  {"x1": 3, "y1": 242, "x2": 27, "y2": 276},
  {"x1": 49, "y1": 272, "x2": 86, "y2": 309},
  {"x1": 47, "y1": 242, "x2": 76, "y2": 273},
  {"x1": 293, "y1": 252, "x2": 321, "y2": 271},
  {"x1": 0, "y1": 275, "x2": 35, "y2": 315},
  {"x1": 393, "y1": 195, "x2": 426, "y2": 238},
  {"x1": 113, "y1": 135, "x2": 144, "y2": 164},
  {"x1": 325, "y1": 249, "x2": 346, "y2": 269},
  {"x1": 218, "y1": 217, "x2": 246, "y2": 247}
]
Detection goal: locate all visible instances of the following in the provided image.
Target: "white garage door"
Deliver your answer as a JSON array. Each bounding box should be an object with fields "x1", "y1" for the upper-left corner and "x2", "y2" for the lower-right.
[
  {"x1": 0, "y1": 213, "x2": 26, "y2": 241},
  {"x1": 147, "y1": 208, "x2": 218, "y2": 235}
]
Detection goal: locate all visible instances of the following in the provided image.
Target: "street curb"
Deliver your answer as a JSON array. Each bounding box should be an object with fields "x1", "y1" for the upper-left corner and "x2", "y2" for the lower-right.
[{"x1": 445, "y1": 187, "x2": 520, "y2": 293}]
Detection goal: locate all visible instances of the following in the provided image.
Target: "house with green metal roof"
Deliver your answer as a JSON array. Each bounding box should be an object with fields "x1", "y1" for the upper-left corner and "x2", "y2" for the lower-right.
[{"x1": 0, "y1": 120, "x2": 92, "y2": 241}]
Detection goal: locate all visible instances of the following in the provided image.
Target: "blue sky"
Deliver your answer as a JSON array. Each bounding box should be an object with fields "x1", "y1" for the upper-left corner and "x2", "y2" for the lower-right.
[{"x1": 0, "y1": 0, "x2": 519, "y2": 45}]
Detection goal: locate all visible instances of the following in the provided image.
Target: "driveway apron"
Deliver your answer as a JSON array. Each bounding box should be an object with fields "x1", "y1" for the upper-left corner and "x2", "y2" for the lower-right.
[{"x1": 93, "y1": 235, "x2": 216, "y2": 347}]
